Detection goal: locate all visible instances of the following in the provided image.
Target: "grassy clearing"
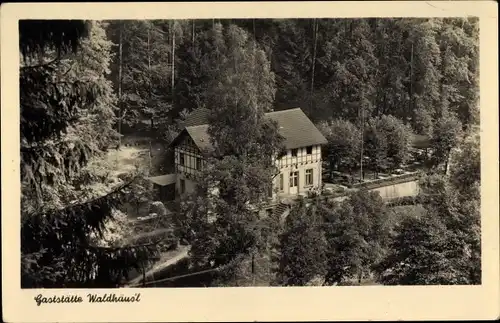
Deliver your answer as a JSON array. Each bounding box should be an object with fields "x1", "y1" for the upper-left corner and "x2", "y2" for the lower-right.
[
  {"x1": 119, "y1": 133, "x2": 171, "y2": 175},
  {"x1": 104, "y1": 146, "x2": 149, "y2": 176}
]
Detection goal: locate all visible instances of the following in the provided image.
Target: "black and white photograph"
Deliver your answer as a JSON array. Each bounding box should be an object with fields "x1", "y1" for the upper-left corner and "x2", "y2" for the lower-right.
[
  {"x1": 2, "y1": 1, "x2": 499, "y2": 322},
  {"x1": 18, "y1": 15, "x2": 482, "y2": 288}
]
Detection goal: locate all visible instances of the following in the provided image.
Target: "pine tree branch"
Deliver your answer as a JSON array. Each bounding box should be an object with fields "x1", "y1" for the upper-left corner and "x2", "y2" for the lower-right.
[
  {"x1": 62, "y1": 177, "x2": 138, "y2": 211},
  {"x1": 83, "y1": 240, "x2": 162, "y2": 252},
  {"x1": 25, "y1": 176, "x2": 138, "y2": 220},
  {"x1": 120, "y1": 109, "x2": 128, "y2": 120},
  {"x1": 21, "y1": 57, "x2": 60, "y2": 70},
  {"x1": 20, "y1": 126, "x2": 82, "y2": 152},
  {"x1": 60, "y1": 62, "x2": 76, "y2": 77}
]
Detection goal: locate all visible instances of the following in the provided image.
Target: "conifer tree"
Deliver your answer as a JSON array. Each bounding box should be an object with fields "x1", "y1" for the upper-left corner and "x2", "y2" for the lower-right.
[
  {"x1": 376, "y1": 130, "x2": 480, "y2": 285},
  {"x1": 271, "y1": 19, "x2": 313, "y2": 112},
  {"x1": 372, "y1": 19, "x2": 412, "y2": 120},
  {"x1": 404, "y1": 19, "x2": 442, "y2": 126},
  {"x1": 20, "y1": 20, "x2": 158, "y2": 288},
  {"x1": 106, "y1": 20, "x2": 173, "y2": 131}
]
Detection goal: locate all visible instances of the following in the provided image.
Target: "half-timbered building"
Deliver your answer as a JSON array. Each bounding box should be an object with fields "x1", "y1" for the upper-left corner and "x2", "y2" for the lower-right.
[{"x1": 148, "y1": 108, "x2": 328, "y2": 205}]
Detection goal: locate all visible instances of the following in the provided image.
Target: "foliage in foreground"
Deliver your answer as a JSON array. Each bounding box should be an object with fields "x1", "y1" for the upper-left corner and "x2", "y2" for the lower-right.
[
  {"x1": 20, "y1": 21, "x2": 158, "y2": 288},
  {"x1": 320, "y1": 190, "x2": 391, "y2": 285},
  {"x1": 376, "y1": 130, "x2": 480, "y2": 285},
  {"x1": 276, "y1": 200, "x2": 327, "y2": 286}
]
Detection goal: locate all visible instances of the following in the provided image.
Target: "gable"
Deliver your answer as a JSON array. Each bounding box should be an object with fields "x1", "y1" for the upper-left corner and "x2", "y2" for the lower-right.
[{"x1": 169, "y1": 125, "x2": 212, "y2": 155}]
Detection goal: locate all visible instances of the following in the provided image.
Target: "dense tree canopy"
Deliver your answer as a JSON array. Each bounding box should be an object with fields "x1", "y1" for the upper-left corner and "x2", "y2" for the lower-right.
[
  {"x1": 202, "y1": 24, "x2": 278, "y2": 158},
  {"x1": 363, "y1": 118, "x2": 389, "y2": 174},
  {"x1": 320, "y1": 190, "x2": 391, "y2": 285},
  {"x1": 20, "y1": 21, "x2": 158, "y2": 288},
  {"x1": 100, "y1": 17, "x2": 478, "y2": 287},
  {"x1": 317, "y1": 119, "x2": 362, "y2": 176},
  {"x1": 430, "y1": 110, "x2": 464, "y2": 172},
  {"x1": 373, "y1": 115, "x2": 414, "y2": 169},
  {"x1": 277, "y1": 200, "x2": 327, "y2": 286},
  {"x1": 105, "y1": 17, "x2": 479, "y2": 136},
  {"x1": 376, "y1": 129, "x2": 480, "y2": 285},
  {"x1": 20, "y1": 17, "x2": 479, "y2": 288}
]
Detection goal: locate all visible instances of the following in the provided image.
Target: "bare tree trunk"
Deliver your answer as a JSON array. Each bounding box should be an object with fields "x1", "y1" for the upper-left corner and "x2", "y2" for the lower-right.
[
  {"x1": 192, "y1": 20, "x2": 195, "y2": 44},
  {"x1": 171, "y1": 21, "x2": 176, "y2": 101},
  {"x1": 409, "y1": 42, "x2": 414, "y2": 124},
  {"x1": 142, "y1": 264, "x2": 146, "y2": 287},
  {"x1": 147, "y1": 25, "x2": 153, "y2": 132},
  {"x1": 253, "y1": 19, "x2": 256, "y2": 40},
  {"x1": 444, "y1": 149, "x2": 451, "y2": 175},
  {"x1": 310, "y1": 19, "x2": 319, "y2": 114},
  {"x1": 251, "y1": 252, "x2": 256, "y2": 285},
  {"x1": 360, "y1": 95, "x2": 365, "y2": 181},
  {"x1": 149, "y1": 141, "x2": 153, "y2": 170},
  {"x1": 118, "y1": 21, "x2": 123, "y2": 149}
]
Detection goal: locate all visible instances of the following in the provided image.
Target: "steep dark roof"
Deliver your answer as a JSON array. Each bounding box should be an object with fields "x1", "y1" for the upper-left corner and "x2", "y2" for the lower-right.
[
  {"x1": 185, "y1": 125, "x2": 212, "y2": 151},
  {"x1": 171, "y1": 108, "x2": 327, "y2": 151},
  {"x1": 265, "y1": 108, "x2": 328, "y2": 149},
  {"x1": 183, "y1": 108, "x2": 211, "y2": 127}
]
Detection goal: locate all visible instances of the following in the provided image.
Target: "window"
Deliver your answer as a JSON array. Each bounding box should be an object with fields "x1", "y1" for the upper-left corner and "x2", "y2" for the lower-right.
[
  {"x1": 179, "y1": 153, "x2": 185, "y2": 166},
  {"x1": 196, "y1": 157, "x2": 202, "y2": 170},
  {"x1": 291, "y1": 149, "x2": 298, "y2": 157},
  {"x1": 289, "y1": 171, "x2": 298, "y2": 187},
  {"x1": 305, "y1": 169, "x2": 313, "y2": 186},
  {"x1": 180, "y1": 179, "x2": 186, "y2": 194},
  {"x1": 279, "y1": 173, "x2": 284, "y2": 191},
  {"x1": 306, "y1": 146, "x2": 313, "y2": 155}
]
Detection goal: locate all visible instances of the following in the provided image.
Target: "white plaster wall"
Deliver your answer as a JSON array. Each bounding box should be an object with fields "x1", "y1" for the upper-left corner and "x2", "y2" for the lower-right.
[
  {"x1": 370, "y1": 180, "x2": 420, "y2": 199},
  {"x1": 275, "y1": 145, "x2": 322, "y2": 198},
  {"x1": 173, "y1": 140, "x2": 325, "y2": 201}
]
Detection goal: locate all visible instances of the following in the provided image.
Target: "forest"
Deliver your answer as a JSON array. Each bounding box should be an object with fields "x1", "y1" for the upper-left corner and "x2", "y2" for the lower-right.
[{"x1": 20, "y1": 17, "x2": 480, "y2": 287}]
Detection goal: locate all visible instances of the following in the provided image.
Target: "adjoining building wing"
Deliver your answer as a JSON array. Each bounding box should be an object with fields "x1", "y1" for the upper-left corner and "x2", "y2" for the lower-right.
[{"x1": 168, "y1": 125, "x2": 213, "y2": 155}]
